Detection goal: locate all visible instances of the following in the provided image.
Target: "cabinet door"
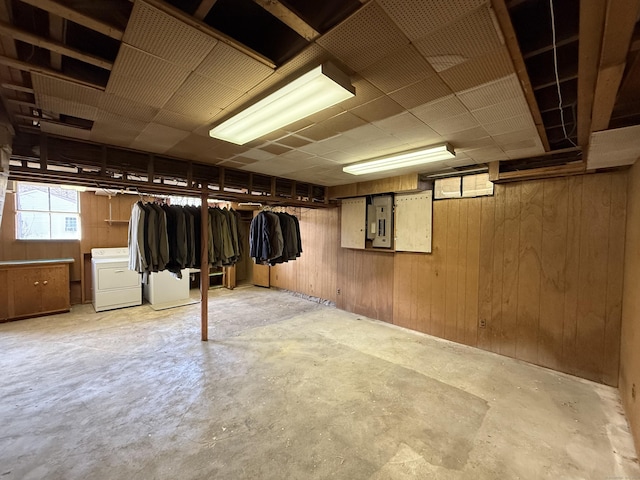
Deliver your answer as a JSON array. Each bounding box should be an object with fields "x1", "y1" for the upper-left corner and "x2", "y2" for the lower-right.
[
  {"x1": 341, "y1": 197, "x2": 366, "y2": 249},
  {"x1": 0, "y1": 270, "x2": 8, "y2": 320},
  {"x1": 395, "y1": 191, "x2": 433, "y2": 253},
  {"x1": 11, "y1": 267, "x2": 43, "y2": 317},
  {"x1": 39, "y1": 265, "x2": 70, "y2": 313}
]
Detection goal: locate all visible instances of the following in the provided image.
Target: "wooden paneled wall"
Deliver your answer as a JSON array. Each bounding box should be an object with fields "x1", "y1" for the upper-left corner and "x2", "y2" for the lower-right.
[
  {"x1": 270, "y1": 207, "x2": 339, "y2": 303},
  {"x1": 620, "y1": 160, "x2": 640, "y2": 456},
  {"x1": 0, "y1": 189, "x2": 136, "y2": 304},
  {"x1": 271, "y1": 171, "x2": 628, "y2": 386}
]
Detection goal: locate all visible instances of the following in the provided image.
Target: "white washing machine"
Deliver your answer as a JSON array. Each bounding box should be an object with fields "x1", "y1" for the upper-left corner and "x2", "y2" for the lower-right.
[
  {"x1": 143, "y1": 269, "x2": 190, "y2": 305},
  {"x1": 91, "y1": 247, "x2": 142, "y2": 312}
]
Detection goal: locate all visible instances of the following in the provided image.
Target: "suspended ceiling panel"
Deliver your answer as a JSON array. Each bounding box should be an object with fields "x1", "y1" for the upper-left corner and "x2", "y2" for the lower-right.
[
  {"x1": 40, "y1": 123, "x2": 91, "y2": 141},
  {"x1": 163, "y1": 73, "x2": 242, "y2": 118},
  {"x1": 31, "y1": 73, "x2": 103, "y2": 107},
  {"x1": 317, "y1": 2, "x2": 409, "y2": 72},
  {"x1": 130, "y1": 122, "x2": 191, "y2": 154},
  {"x1": 456, "y1": 74, "x2": 523, "y2": 110},
  {"x1": 152, "y1": 109, "x2": 207, "y2": 132},
  {"x1": 389, "y1": 76, "x2": 453, "y2": 109},
  {"x1": 106, "y1": 45, "x2": 191, "y2": 108},
  {"x1": 588, "y1": 125, "x2": 640, "y2": 169},
  {"x1": 36, "y1": 94, "x2": 98, "y2": 122},
  {"x1": 196, "y1": 42, "x2": 274, "y2": 93},
  {"x1": 98, "y1": 93, "x2": 159, "y2": 123},
  {"x1": 377, "y1": 0, "x2": 488, "y2": 40},
  {"x1": 124, "y1": 1, "x2": 217, "y2": 69}
]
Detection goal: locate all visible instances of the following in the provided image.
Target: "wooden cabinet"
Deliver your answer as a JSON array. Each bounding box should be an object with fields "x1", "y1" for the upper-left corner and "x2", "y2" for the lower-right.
[{"x1": 0, "y1": 259, "x2": 73, "y2": 322}]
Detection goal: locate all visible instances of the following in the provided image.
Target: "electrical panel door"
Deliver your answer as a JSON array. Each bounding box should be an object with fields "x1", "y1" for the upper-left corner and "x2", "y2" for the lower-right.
[{"x1": 371, "y1": 195, "x2": 393, "y2": 248}]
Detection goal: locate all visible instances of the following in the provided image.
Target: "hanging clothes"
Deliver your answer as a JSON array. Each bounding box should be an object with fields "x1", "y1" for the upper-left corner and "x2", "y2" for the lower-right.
[
  {"x1": 249, "y1": 210, "x2": 302, "y2": 265},
  {"x1": 128, "y1": 202, "x2": 242, "y2": 281}
]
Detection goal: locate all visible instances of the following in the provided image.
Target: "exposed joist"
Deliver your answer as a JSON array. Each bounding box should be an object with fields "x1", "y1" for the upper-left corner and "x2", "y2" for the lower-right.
[
  {"x1": 491, "y1": 160, "x2": 586, "y2": 183},
  {"x1": 142, "y1": 0, "x2": 276, "y2": 68},
  {"x1": 6, "y1": 98, "x2": 36, "y2": 108},
  {"x1": 0, "y1": 55, "x2": 105, "y2": 90},
  {"x1": 14, "y1": 113, "x2": 92, "y2": 130},
  {"x1": 252, "y1": 0, "x2": 319, "y2": 41},
  {"x1": 17, "y1": 0, "x2": 123, "y2": 40},
  {"x1": 533, "y1": 74, "x2": 579, "y2": 91},
  {"x1": 591, "y1": 0, "x2": 640, "y2": 132},
  {"x1": 48, "y1": 13, "x2": 65, "y2": 70},
  {"x1": 490, "y1": 0, "x2": 551, "y2": 151},
  {"x1": 1, "y1": 83, "x2": 34, "y2": 94},
  {"x1": 577, "y1": 0, "x2": 606, "y2": 145},
  {"x1": 194, "y1": 0, "x2": 218, "y2": 20},
  {"x1": 523, "y1": 34, "x2": 579, "y2": 60},
  {"x1": 0, "y1": 21, "x2": 112, "y2": 70}
]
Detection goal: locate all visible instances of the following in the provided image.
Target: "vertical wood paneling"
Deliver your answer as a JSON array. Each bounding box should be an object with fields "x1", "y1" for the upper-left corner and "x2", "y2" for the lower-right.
[
  {"x1": 444, "y1": 200, "x2": 460, "y2": 341},
  {"x1": 603, "y1": 172, "x2": 627, "y2": 386},
  {"x1": 576, "y1": 174, "x2": 611, "y2": 382},
  {"x1": 501, "y1": 183, "x2": 521, "y2": 358},
  {"x1": 491, "y1": 184, "x2": 506, "y2": 353},
  {"x1": 620, "y1": 160, "x2": 640, "y2": 456},
  {"x1": 455, "y1": 200, "x2": 469, "y2": 344},
  {"x1": 562, "y1": 175, "x2": 583, "y2": 376},
  {"x1": 477, "y1": 195, "x2": 495, "y2": 350},
  {"x1": 516, "y1": 180, "x2": 543, "y2": 364},
  {"x1": 463, "y1": 197, "x2": 481, "y2": 347},
  {"x1": 264, "y1": 171, "x2": 627, "y2": 387},
  {"x1": 538, "y1": 178, "x2": 568, "y2": 371},
  {"x1": 430, "y1": 200, "x2": 448, "y2": 338}
]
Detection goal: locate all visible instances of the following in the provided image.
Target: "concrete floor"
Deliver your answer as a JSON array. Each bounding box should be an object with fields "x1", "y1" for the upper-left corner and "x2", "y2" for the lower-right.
[{"x1": 1, "y1": 286, "x2": 639, "y2": 480}]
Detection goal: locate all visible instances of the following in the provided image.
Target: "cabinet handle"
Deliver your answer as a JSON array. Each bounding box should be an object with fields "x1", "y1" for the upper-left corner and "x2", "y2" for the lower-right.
[
  {"x1": 33, "y1": 281, "x2": 39, "y2": 286},
  {"x1": 43, "y1": 280, "x2": 48, "y2": 285}
]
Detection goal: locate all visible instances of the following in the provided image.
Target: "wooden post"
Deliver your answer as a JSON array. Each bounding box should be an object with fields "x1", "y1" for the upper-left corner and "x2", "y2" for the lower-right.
[{"x1": 200, "y1": 183, "x2": 209, "y2": 341}]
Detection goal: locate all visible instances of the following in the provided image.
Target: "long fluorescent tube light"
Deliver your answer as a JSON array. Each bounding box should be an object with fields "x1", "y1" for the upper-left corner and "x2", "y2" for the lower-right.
[
  {"x1": 209, "y1": 62, "x2": 355, "y2": 145},
  {"x1": 343, "y1": 143, "x2": 455, "y2": 176}
]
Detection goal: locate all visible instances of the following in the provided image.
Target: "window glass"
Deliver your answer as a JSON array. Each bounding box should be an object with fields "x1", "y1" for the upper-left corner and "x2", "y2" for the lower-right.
[{"x1": 15, "y1": 183, "x2": 81, "y2": 240}]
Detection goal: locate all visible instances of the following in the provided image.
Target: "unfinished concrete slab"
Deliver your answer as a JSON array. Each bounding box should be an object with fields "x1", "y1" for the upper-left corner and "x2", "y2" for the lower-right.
[{"x1": 1, "y1": 286, "x2": 638, "y2": 479}]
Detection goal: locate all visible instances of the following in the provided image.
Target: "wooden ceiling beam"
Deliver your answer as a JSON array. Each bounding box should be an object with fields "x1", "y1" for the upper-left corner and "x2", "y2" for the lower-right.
[
  {"x1": 193, "y1": 0, "x2": 218, "y2": 21},
  {"x1": 590, "y1": 0, "x2": 640, "y2": 132},
  {"x1": 523, "y1": 34, "x2": 579, "y2": 60},
  {"x1": 490, "y1": 0, "x2": 551, "y2": 151},
  {"x1": 252, "y1": 0, "x2": 319, "y2": 41},
  {"x1": 1, "y1": 83, "x2": 33, "y2": 94},
  {"x1": 0, "y1": 21, "x2": 112, "y2": 70},
  {"x1": 577, "y1": 0, "x2": 606, "y2": 145},
  {"x1": 48, "y1": 13, "x2": 65, "y2": 70},
  {"x1": 0, "y1": 55, "x2": 105, "y2": 90},
  {"x1": 16, "y1": 0, "x2": 123, "y2": 41}
]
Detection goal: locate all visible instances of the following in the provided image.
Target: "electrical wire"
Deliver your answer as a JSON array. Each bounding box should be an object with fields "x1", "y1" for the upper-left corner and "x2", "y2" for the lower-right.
[{"x1": 549, "y1": 0, "x2": 577, "y2": 147}]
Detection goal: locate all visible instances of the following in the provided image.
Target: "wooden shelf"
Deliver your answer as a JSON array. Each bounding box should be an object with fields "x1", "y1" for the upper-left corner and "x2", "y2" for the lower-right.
[{"x1": 104, "y1": 219, "x2": 129, "y2": 225}]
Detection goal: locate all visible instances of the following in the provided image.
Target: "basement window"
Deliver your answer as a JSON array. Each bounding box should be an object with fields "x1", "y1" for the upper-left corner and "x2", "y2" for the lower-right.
[
  {"x1": 434, "y1": 173, "x2": 494, "y2": 200},
  {"x1": 15, "y1": 182, "x2": 81, "y2": 240}
]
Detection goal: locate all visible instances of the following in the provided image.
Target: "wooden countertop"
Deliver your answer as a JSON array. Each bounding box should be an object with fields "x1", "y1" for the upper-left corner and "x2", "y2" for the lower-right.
[{"x1": 0, "y1": 258, "x2": 75, "y2": 268}]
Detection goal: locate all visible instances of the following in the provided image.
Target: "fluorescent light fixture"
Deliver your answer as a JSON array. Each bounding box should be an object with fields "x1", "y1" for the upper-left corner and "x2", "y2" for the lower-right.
[
  {"x1": 343, "y1": 143, "x2": 455, "y2": 176},
  {"x1": 209, "y1": 62, "x2": 355, "y2": 145}
]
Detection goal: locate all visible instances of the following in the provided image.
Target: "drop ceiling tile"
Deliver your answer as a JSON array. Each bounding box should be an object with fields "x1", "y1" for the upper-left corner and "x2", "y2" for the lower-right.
[
  {"x1": 492, "y1": 128, "x2": 540, "y2": 147},
  {"x1": 298, "y1": 138, "x2": 344, "y2": 156},
  {"x1": 378, "y1": 0, "x2": 486, "y2": 40},
  {"x1": 124, "y1": 1, "x2": 216, "y2": 69},
  {"x1": 226, "y1": 156, "x2": 259, "y2": 165},
  {"x1": 153, "y1": 109, "x2": 206, "y2": 131},
  {"x1": 410, "y1": 95, "x2": 469, "y2": 123},
  {"x1": 482, "y1": 113, "x2": 535, "y2": 136},
  {"x1": 440, "y1": 47, "x2": 514, "y2": 93},
  {"x1": 130, "y1": 123, "x2": 191, "y2": 154},
  {"x1": 36, "y1": 94, "x2": 98, "y2": 121},
  {"x1": 351, "y1": 96, "x2": 405, "y2": 123},
  {"x1": 463, "y1": 146, "x2": 508, "y2": 162},
  {"x1": 471, "y1": 96, "x2": 531, "y2": 124},
  {"x1": 99, "y1": 93, "x2": 159, "y2": 122},
  {"x1": 242, "y1": 148, "x2": 276, "y2": 161},
  {"x1": 317, "y1": 1, "x2": 409, "y2": 71},
  {"x1": 164, "y1": 73, "x2": 242, "y2": 118},
  {"x1": 340, "y1": 77, "x2": 384, "y2": 110},
  {"x1": 326, "y1": 111, "x2": 368, "y2": 133},
  {"x1": 296, "y1": 123, "x2": 341, "y2": 141},
  {"x1": 389, "y1": 76, "x2": 452, "y2": 109},
  {"x1": 260, "y1": 143, "x2": 293, "y2": 155},
  {"x1": 342, "y1": 124, "x2": 388, "y2": 143},
  {"x1": 280, "y1": 149, "x2": 316, "y2": 161},
  {"x1": 165, "y1": 134, "x2": 229, "y2": 164},
  {"x1": 414, "y1": 5, "x2": 503, "y2": 73},
  {"x1": 32, "y1": 72, "x2": 103, "y2": 106},
  {"x1": 373, "y1": 111, "x2": 428, "y2": 134},
  {"x1": 275, "y1": 43, "x2": 334, "y2": 78},
  {"x1": 107, "y1": 45, "x2": 190, "y2": 108},
  {"x1": 40, "y1": 122, "x2": 91, "y2": 140},
  {"x1": 445, "y1": 126, "x2": 491, "y2": 149},
  {"x1": 277, "y1": 135, "x2": 312, "y2": 148},
  {"x1": 360, "y1": 44, "x2": 437, "y2": 93},
  {"x1": 196, "y1": 41, "x2": 274, "y2": 92},
  {"x1": 428, "y1": 112, "x2": 479, "y2": 135},
  {"x1": 456, "y1": 73, "x2": 522, "y2": 110},
  {"x1": 588, "y1": 125, "x2": 640, "y2": 168}
]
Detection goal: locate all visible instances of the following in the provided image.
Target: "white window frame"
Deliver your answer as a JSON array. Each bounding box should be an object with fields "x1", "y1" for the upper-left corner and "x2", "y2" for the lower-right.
[{"x1": 15, "y1": 182, "x2": 81, "y2": 240}]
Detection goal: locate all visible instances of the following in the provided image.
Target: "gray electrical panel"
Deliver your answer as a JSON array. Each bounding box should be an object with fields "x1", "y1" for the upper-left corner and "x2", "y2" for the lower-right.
[{"x1": 370, "y1": 195, "x2": 393, "y2": 248}]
